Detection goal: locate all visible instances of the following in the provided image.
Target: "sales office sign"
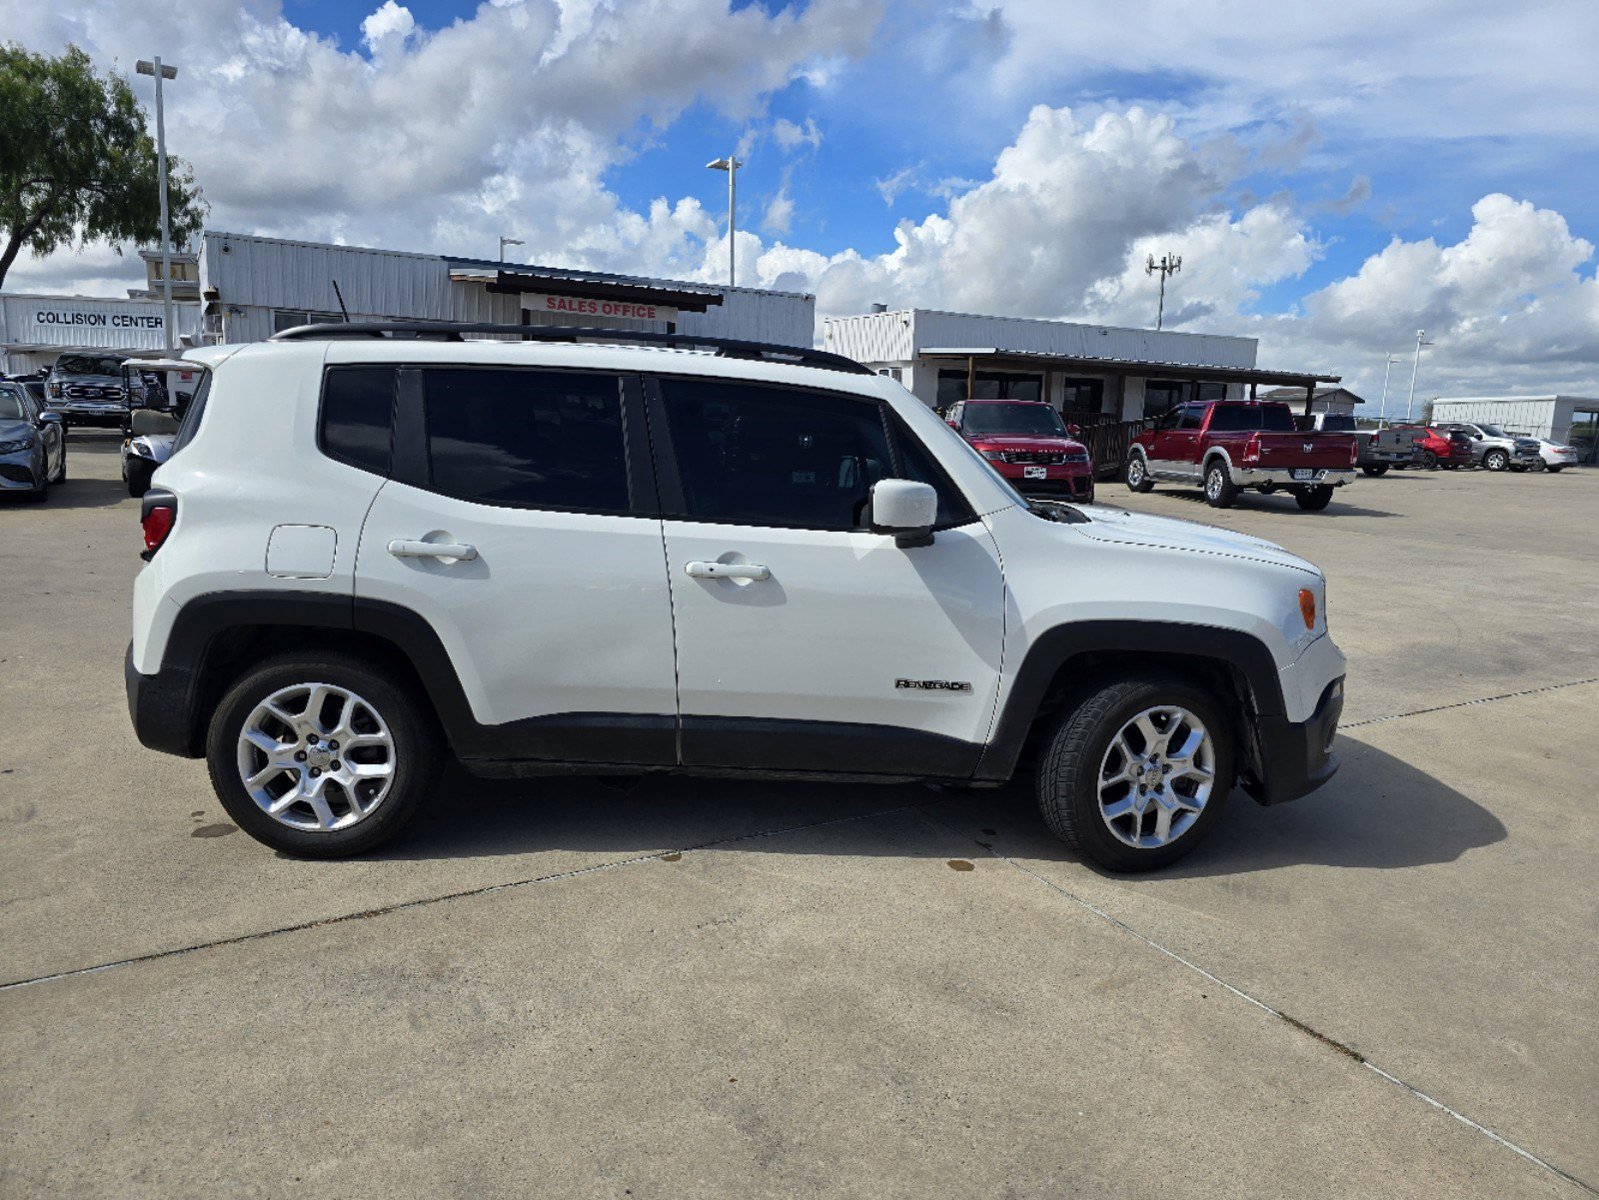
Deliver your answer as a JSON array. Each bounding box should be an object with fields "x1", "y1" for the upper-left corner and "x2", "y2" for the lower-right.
[{"x1": 523, "y1": 292, "x2": 678, "y2": 323}]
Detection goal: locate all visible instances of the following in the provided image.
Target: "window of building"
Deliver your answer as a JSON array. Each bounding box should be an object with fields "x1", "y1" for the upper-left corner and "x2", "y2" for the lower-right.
[
  {"x1": 877, "y1": 367, "x2": 904, "y2": 383},
  {"x1": 319, "y1": 367, "x2": 396, "y2": 475},
  {"x1": 422, "y1": 368, "x2": 630, "y2": 512},
  {"x1": 1197, "y1": 382, "x2": 1228, "y2": 402},
  {"x1": 1143, "y1": 380, "x2": 1187, "y2": 419},
  {"x1": 1060, "y1": 377, "x2": 1105, "y2": 414},
  {"x1": 272, "y1": 309, "x2": 346, "y2": 334},
  {"x1": 936, "y1": 369, "x2": 1043, "y2": 409}
]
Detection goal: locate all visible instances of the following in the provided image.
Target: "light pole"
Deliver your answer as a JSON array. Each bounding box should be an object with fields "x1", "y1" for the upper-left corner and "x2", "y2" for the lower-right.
[
  {"x1": 136, "y1": 57, "x2": 178, "y2": 356},
  {"x1": 1145, "y1": 252, "x2": 1182, "y2": 330},
  {"x1": 498, "y1": 236, "x2": 524, "y2": 263},
  {"x1": 1405, "y1": 329, "x2": 1435, "y2": 422},
  {"x1": 707, "y1": 156, "x2": 743, "y2": 287},
  {"x1": 1376, "y1": 353, "x2": 1403, "y2": 427}
]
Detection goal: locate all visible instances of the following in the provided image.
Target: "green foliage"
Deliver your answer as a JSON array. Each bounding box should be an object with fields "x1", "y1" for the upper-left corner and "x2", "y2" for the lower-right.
[{"x1": 0, "y1": 43, "x2": 206, "y2": 287}]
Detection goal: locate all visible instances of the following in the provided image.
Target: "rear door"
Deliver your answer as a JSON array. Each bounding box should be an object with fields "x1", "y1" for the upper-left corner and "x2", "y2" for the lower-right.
[
  {"x1": 650, "y1": 375, "x2": 1005, "y2": 777},
  {"x1": 354, "y1": 364, "x2": 679, "y2": 766}
]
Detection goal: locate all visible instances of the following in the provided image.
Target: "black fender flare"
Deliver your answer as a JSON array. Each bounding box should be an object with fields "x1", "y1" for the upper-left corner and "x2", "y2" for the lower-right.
[{"x1": 972, "y1": 619, "x2": 1286, "y2": 782}]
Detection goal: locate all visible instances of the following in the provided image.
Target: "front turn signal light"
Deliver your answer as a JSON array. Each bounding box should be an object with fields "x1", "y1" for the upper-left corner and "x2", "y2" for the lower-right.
[{"x1": 1298, "y1": 588, "x2": 1317, "y2": 630}]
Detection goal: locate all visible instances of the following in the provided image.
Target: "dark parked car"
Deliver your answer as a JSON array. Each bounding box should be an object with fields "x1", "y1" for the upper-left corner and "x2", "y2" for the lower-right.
[{"x1": 0, "y1": 381, "x2": 67, "y2": 500}]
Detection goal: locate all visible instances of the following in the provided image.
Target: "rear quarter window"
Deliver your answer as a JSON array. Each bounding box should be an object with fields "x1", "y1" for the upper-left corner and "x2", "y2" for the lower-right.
[{"x1": 319, "y1": 367, "x2": 397, "y2": 476}]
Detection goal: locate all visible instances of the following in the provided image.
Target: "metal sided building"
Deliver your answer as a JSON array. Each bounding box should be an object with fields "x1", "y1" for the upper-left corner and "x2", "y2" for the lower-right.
[
  {"x1": 1431, "y1": 395, "x2": 1598, "y2": 454},
  {"x1": 0, "y1": 292, "x2": 201, "y2": 376},
  {"x1": 822, "y1": 308, "x2": 1338, "y2": 422},
  {"x1": 196, "y1": 231, "x2": 815, "y2": 348}
]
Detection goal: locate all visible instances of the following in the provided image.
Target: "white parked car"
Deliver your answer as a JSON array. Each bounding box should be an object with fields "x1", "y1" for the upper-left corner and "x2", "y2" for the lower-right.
[
  {"x1": 126, "y1": 323, "x2": 1346, "y2": 871},
  {"x1": 1532, "y1": 438, "x2": 1581, "y2": 472}
]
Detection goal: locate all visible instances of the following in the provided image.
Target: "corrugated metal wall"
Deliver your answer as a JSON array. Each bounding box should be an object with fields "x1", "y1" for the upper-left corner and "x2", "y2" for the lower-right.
[
  {"x1": 907, "y1": 309, "x2": 1257, "y2": 368},
  {"x1": 200, "y1": 232, "x2": 814, "y2": 348},
  {"x1": 824, "y1": 311, "x2": 916, "y2": 364},
  {"x1": 1431, "y1": 397, "x2": 1583, "y2": 442}
]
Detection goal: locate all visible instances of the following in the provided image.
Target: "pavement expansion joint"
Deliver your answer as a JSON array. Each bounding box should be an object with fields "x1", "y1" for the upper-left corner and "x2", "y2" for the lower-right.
[
  {"x1": 1342, "y1": 676, "x2": 1599, "y2": 731},
  {"x1": 0, "y1": 799, "x2": 934, "y2": 994},
  {"x1": 979, "y1": 844, "x2": 1598, "y2": 1197}
]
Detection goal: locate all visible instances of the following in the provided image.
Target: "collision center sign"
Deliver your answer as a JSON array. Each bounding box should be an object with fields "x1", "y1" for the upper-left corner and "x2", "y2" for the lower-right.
[
  {"x1": 1, "y1": 295, "x2": 197, "y2": 350},
  {"x1": 523, "y1": 292, "x2": 677, "y2": 323},
  {"x1": 34, "y1": 307, "x2": 164, "y2": 330}
]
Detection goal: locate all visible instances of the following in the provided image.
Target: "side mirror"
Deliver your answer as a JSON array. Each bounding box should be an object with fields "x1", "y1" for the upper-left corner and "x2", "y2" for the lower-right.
[
  {"x1": 870, "y1": 479, "x2": 938, "y2": 548},
  {"x1": 1066, "y1": 423, "x2": 1082, "y2": 437},
  {"x1": 38, "y1": 410, "x2": 63, "y2": 427}
]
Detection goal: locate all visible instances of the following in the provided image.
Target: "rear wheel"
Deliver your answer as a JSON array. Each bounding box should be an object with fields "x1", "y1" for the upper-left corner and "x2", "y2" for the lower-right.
[
  {"x1": 1361, "y1": 463, "x2": 1389, "y2": 477},
  {"x1": 1419, "y1": 450, "x2": 1439, "y2": 469},
  {"x1": 1294, "y1": 485, "x2": 1334, "y2": 511},
  {"x1": 1125, "y1": 454, "x2": 1154, "y2": 493},
  {"x1": 1036, "y1": 676, "x2": 1233, "y2": 872},
  {"x1": 206, "y1": 652, "x2": 442, "y2": 858},
  {"x1": 1203, "y1": 461, "x2": 1238, "y2": 508},
  {"x1": 1546, "y1": 465, "x2": 1564, "y2": 474}
]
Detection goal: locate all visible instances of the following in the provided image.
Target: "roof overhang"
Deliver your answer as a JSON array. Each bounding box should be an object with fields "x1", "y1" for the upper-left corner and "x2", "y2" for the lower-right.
[
  {"x1": 920, "y1": 346, "x2": 1340, "y2": 388},
  {"x1": 445, "y1": 259, "x2": 724, "y2": 312}
]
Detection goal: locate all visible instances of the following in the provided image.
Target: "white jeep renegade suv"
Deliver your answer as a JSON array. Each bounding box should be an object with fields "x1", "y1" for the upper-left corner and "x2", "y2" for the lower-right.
[{"x1": 127, "y1": 323, "x2": 1346, "y2": 871}]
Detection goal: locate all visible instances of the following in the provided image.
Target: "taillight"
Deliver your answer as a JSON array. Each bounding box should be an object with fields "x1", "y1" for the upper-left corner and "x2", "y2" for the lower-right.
[
  {"x1": 140, "y1": 489, "x2": 176, "y2": 560},
  {"x1": 1242, "y1": 434, "x2": 1261, "y2": 465},
  {"x1": 1349, "y1": 437, "x2": 1359, "y2": 466}
]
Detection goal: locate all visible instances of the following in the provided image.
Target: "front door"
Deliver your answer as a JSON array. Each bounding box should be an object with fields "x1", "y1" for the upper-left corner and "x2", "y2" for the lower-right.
[
  {"x1": 650, "y1": 375, "x2": 1006, "y2": 777},
  {"x1": 1147, "y1": 403, "x2": 1203, "y2": 477},
  {"x1": 355, "y1": 364, "x2": 679, "y2": 765}
]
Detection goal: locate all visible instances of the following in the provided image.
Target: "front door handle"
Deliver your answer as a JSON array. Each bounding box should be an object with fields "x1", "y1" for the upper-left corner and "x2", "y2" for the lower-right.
[
  {"x1": 388, "y1": 538, "x2": 478, "y2": 561},
  {"x1": 685, "y1": 560, "x2": 770, "y2": 581}
]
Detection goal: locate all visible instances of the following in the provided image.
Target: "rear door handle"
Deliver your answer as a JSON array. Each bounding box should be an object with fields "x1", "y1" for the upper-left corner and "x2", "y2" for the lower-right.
[
  {"x1": 388, "y1": 538, "x2": 478, "y2": 561},
  {"x1": 685, "y1": 560, "x2": 770, "y2": 581}
]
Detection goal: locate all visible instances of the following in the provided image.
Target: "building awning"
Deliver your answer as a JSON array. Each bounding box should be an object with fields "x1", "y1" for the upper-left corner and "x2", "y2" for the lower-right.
[
  {"x1": 445, "y1": 259, "x2": 724, "y2": 312},
  {"x1": 920, "y1": 347, "x2": 1340, "y2": 389}
]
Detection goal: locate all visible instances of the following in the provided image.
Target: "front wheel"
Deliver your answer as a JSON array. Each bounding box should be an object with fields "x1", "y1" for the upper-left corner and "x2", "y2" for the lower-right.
[
  {"x1": 125, "y1": 458, "x2": 153, "y2": 498},
  {"x1": 1203, "y1": 461, "x2": 1238, "y2": 508},
  {"x1": 1125, "y1": 454, "x2": 1154, "y2": 493},
  {"x1": 206, "y1": 652, "x2": 443, "y2": 857},
  {"x1": 1036, "y1": 676, "x2": 1233, "y2": 872},
  {"x1": 1361, "y1": 464, "x2": 1389, "y2": 477},
  {"x1": 1294, "y1": 485, "x2": 1334, "y2": 511},
  {"x1": 1483, "y1": 449, "x2": 1509, "y2": 471}
]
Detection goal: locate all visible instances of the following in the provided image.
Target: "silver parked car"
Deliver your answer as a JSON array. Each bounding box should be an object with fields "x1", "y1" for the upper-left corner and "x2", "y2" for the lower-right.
[{"x1": 0, "y1": 381, "x2": 67, "y2": 500}]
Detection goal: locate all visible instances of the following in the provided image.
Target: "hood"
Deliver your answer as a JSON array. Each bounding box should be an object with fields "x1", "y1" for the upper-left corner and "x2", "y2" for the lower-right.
[
  {"x1": 967, "y1": 434, "x2": 1086, "y2": 452},
  {"x1": 0, "y1": 418, "x2": 37, "y2": 445},
  {"x1": 1073, "y1": 505, "x2": 1319, "y2": 575}
]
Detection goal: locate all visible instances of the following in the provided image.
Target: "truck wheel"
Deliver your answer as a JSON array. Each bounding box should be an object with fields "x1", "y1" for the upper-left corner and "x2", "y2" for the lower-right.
[
  {"x1": 206, "y1": 652, "x2": 443, "y2": 858},
  {"x1": 1036, "y1": 676, "x2": 1233, "y2": 872},
  {"x1": 1125, "y1": 454, "x2": 1154, "y2": 493},
  {"x1": 1419, "y1": 450, "x2": 1438, "y2": 469},
  {"x1": 1203, "y1": 461, "x2": 1237, "y2": 508},
  {"x1": 1483, "y1": 449, "x2": 1509, "y2": 471},
  {"x1": 1361, "y1": 464, "x2": 1389, "y2": 477},
  {"x1": 1294, "y1": 485, "x2": 1334, "y2": 511}
]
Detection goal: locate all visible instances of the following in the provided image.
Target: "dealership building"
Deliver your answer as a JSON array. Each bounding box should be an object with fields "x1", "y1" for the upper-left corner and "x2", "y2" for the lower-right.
[
  {"x1": 194, "y1": 231, "x2": 814, "y2": 348},
  {"x1": 0, "y1": 292, "x2": 201, "y2": 376},
  {"x1": 1431, "y1": 395, "x2": 1598, "y2": 460}
]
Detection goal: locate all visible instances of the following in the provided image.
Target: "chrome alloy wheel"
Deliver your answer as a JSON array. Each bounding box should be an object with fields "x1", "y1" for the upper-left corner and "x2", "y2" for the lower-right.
[
  {"x1": 1127, "y1": 457, "x2": 1146, "y2": 487},
  {"x1": 1205, "y1": 467, "x2": 1224, "y2": 500},
  {"x1": 235, "y1": 682, "x2": 397, "y2": 832},
  {"x1": 1097, "y1": 706, "x2": 1216, "y2": 849}
]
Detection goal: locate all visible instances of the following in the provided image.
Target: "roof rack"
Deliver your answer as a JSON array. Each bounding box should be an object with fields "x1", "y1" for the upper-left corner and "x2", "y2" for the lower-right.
[{"x1": 269, "y1": 321, "x2": 874, "y2": 376}]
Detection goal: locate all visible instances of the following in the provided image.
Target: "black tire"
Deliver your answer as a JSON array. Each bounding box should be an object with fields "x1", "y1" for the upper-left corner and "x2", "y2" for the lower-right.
[
  {"x1": 1203, "y1": 460, "x2": 1238, "y2": 508},
  {"x1": 1036, "y1": 675, "x2": 1233, "y2": 872},
  {"x1": 1419, "y1": 450, "x2": 1438, "y2": 469},
  {"x1": 1483, "y1": 449, "x2": 1509, "y2": 472},
  {"x1": 125, "y1": 458, "x2": 153, "y2": 498},
  {"x1": 1361, "y1": 464, "x2": 1389, "y2": 477},
  {"x1": 1294, "y1": 485, "x2": 1334, "y2": 511},
  {"x1": 26, "y1": 476, "x2": 48, "y2": 503},
  {"x1": 49, "y1": 449, "x2": 66, "y2": 484},
  {"x1": 1125, "y1": 453, "x2": 1154, "y2": 493},
  {"x1": 205, "y1": 652, "x2": 443, "y2": 858},
  {"x1": 1546, "y1": 465, "x2": 1564, "y2": 474}
]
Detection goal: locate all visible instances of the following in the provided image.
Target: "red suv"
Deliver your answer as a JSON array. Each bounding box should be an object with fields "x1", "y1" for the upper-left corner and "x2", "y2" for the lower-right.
[
  {"x1": 944, "y1": 399, "x2": 1095, "y2": 502},
  {"x1": 1392, "y1": 424, "x2": 1474, "y2": 469}
]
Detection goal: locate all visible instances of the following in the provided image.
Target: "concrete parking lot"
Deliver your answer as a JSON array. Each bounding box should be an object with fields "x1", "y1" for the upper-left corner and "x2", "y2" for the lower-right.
[{"x1": 3, "y1": 432, "x2": 1596, "y2": 1197}]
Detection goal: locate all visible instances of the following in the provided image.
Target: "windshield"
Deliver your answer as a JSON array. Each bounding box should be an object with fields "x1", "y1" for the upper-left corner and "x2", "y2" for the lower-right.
[
  {"x1": 54, "y1": 354, "x2": 125, "y2": 376},
  {"x1": 962, "y1": 403, "x2": 1067, "y2": 437},
  {"x1": 0, "y1": 387, "x2": 29, "y2": 421}
]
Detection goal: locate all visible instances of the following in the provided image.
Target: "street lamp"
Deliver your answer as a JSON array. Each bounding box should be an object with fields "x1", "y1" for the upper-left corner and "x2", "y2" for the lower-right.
[
  {"x1": 1145, "y1": 252, "x2": 1182, "y2": 330},
  {"x1": 707, "y1": 156, "x2": 743, "y2": 287},
  {"x1": 136, "y1": 57, "x2": 178, "y2": 356},
  {"x1": 1405, "y1": 329, "x2": 1435, "y2": 422},
  {"x1": 498, "y1": 236, "x2": 524, "y2": 263},
  {"x1": 1376, "y1": 353, "x2": 1404, "y2": 427}
]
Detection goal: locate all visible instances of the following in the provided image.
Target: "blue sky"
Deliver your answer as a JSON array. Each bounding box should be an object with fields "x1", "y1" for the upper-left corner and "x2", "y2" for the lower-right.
[{"x1": 5, "y1": 0, "x2": 1597, "y2": 398}]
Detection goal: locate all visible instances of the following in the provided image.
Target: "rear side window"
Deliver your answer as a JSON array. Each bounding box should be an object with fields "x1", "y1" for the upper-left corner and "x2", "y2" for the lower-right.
[
  {"x1": 320, "y1": 367, "x2": 396, "y2": 476},
  {"x1": 422, "y1": 368, "x2": 630, "y2": 512}
]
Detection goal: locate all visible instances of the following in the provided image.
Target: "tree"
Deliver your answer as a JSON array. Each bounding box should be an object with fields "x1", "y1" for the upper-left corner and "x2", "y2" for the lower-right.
[{"x1": 0, "y1": 44, "x2": 205, "y2": 289}]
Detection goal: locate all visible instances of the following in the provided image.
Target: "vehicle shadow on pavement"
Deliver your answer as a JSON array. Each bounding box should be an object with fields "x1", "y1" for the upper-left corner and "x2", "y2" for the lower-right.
[
  {"x1": 1147, "y1": 489, "x2": 1402, "y2": 520},
  {"x1": 2, "y1": 473, "x2": 132, "y2": 512},
  {"x1": 365, "y1": 738, "x2": 1502, "y2": 876}
]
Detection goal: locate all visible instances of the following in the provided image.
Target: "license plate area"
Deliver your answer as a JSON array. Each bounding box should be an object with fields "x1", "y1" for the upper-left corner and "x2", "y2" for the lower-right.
[
  {"x1": 1289, "y1": 468, "x2": 1316, "y2": 481},
  {"x1": 1024, "y1": 466, "x2": 1047, "y2": 479}
]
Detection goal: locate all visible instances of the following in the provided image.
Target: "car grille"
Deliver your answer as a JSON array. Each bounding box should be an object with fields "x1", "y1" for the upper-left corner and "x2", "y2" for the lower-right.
[
  {"x1": 0, "y1": 463, "x2": 35, "y2": 484},
  {"x1": 1001, "y1": 449, "x2": 1087, "y2": 465},
  {"x1": 62, "y1": 384, "x2": 123, "y2": 401}
]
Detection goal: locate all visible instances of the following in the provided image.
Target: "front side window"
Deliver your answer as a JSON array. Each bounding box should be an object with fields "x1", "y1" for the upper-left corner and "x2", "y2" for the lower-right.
[
  {"x1": 320, "y1": 367, "x2": 396, "y2": 476},
  {"x1": 659, "y1": 379, "x2": 970, "y2": 532},
  {"x1": 0, "y1": 386, "x2": 28, "y2": 421},
  {"x1": 1177, "y1": 404, "x2": 1206, "y2": 431},
  {"x1": 423, "y1": 368, "x2": 630, "y2": 512}
]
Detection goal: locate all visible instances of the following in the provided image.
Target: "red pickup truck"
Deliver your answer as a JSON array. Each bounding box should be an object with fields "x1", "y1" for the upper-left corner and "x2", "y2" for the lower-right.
[{"x1": 1126, "y1": 399, "x2": 1359, "y2": 511}]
